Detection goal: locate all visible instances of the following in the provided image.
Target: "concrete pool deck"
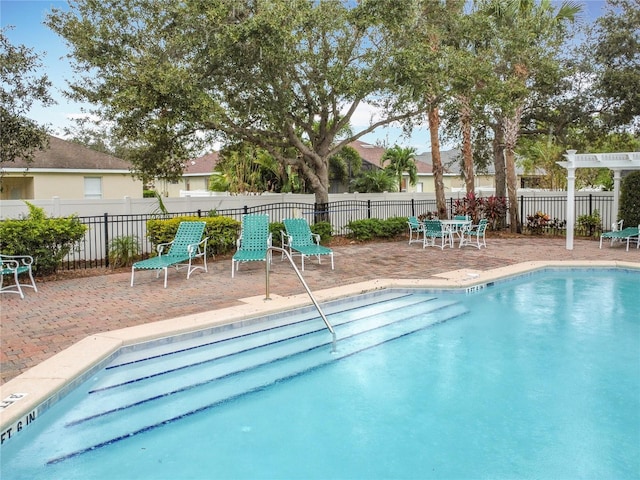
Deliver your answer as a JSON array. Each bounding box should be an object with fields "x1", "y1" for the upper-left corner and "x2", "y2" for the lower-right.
[{"x1": 1, "y1": 236, "x2": 639, "y2": 436}]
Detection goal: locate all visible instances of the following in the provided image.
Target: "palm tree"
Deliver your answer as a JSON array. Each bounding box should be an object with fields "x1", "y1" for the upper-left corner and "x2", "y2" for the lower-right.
[
  {"x1": 480, "y1": 0, "x2": 580, "y2": 232},
  {"x1": 381, "y1": 145, "x2": 418, "y2": 192}
]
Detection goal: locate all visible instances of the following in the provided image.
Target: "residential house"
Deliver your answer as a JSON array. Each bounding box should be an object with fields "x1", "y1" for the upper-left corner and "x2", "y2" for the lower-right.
[
  {"x1": 157, "y1": 151, "x2": 219, "y2": 197},
  {"x1": 349, "y1": 141, "x2": 470, "y2": 194},
  {"x1": 0, "y1": 136, "x2": 142, "y2": 200},
  {"x1": 169, "y1": 140, "x2": 526, "y2": 197}
]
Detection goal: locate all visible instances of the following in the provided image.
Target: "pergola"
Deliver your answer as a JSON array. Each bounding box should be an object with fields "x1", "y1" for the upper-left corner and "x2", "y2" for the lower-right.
[{"x1": 557, "y1": 151, "x2": 640, "y2": 250}]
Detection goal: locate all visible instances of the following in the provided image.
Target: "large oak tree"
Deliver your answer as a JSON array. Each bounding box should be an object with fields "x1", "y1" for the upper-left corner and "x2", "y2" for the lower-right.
[
  {"x1": 46, "y1": 0, "x2": 433, "y2": 206},
  {"x1": 0, "y1": 29, "x2": 54, "y2": 165}
]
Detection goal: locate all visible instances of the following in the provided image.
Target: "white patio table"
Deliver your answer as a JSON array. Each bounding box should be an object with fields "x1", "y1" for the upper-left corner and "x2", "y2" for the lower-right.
[{"x1": 439, "y1": 219, "x2": 472, "y2": 248}]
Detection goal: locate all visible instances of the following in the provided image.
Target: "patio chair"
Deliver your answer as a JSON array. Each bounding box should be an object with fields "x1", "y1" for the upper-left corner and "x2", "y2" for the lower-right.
[
  {"x1": 131, "y1": 221, "x2": 208, "y2": 288},
  {"x1": 423, "y1": 219, "x2": 448, "y2": 250},
  {"x1": 232, "y1": 214, "x2": 271, "y2": 277},
  {"x1": 407, "y1": 216, "x2": 424, "y2": 245},
  {"x1": 451, "y1": 215, "x2": 472, "y2": 243},
  {"x1": 459, "y1": 219, "x2": 488, "y2": 249},
  {"x1": 1, "y1": 254, "x2": 38, "y2": 299},
  {"x1": 282, "y1": 218, "x2": 334, "y2": 271}
]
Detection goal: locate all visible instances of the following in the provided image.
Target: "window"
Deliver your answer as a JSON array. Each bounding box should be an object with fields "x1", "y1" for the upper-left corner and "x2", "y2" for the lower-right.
[
  {"x1": 84, "y1": 177, "x2": 102, "y2": 199},
  {"x1": 415, "y1": 183, "x2": 423, "y2": 193}
]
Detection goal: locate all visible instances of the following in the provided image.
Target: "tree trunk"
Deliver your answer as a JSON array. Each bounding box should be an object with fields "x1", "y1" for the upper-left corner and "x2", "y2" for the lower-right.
[
  {"x1": 492, "y1": 121, "x2": 506, "y2": 199},
  {"x1": 428, "y1": 106, "x2": 448, "y2": 219},
  {"x1": 492, "y1": 122, "x2": 507, "y2": 229},
  {"x1": 460, "y1": 97, "x2": 475, "y2": 195},
  {"x1": 503, "y1": 109, "x2": 523, "y2": 233},
  {"x1": 298, "y1": 152, "x2": 331, "y2": 222}
]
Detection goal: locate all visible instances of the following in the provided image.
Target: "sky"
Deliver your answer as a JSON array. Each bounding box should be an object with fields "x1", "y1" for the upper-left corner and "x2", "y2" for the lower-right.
[{"x1": 1, "y1": 0, "x2": 608, "y2": 154}]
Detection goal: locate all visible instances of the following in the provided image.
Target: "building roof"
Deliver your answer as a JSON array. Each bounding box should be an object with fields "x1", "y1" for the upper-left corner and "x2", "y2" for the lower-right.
[
  {"x1": 349, "y1": 140, "x2": 437, "y2": 174},
  {"x1": 183, "y1": 151, "x2": 219, "y2": 176},
  {"x1": 4, "y1": 136, "x2": 132, "y2": 172}
]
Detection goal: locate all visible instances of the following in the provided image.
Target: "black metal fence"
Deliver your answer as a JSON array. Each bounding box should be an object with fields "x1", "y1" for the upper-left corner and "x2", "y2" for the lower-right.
[{"x1": 63, "y1": 194, "x2": 613, "y2": 270}]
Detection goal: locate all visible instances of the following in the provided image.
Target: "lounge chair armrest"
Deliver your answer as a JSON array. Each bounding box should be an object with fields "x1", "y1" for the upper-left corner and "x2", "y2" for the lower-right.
[
  {"x1": 280, "y1": 230, "x2": 292, "y2": 249},
  {"x1": 312, "y1": 233, "x2": 321, "y2": 245},
  {"x1": 1, "y1": 258, "x2": 21, "y2": 271},
  {"x1": 156, "y1": 241, "x2": 173, "y2": 256},
  {"x1": 187, "y1": 237, "x2": 209, "y2": 258},
  {"x1": 1, "y1": 254, "x2": 35, "y2": 266}
]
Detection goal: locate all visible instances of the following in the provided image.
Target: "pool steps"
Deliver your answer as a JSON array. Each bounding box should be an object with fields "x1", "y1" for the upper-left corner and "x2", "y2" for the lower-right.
[{"x1": 42, "y1": 291, "x2": 469, "y2": 464}]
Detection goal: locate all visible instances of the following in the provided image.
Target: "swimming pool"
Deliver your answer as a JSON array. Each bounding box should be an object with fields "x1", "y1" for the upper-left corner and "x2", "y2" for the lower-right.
[{"x1": 1, "y1": 268, "x2": 639, "y2": 479}]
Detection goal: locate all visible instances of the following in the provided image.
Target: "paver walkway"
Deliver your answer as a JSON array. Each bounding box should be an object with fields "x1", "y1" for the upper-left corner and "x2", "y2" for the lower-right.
[{"x1": 1, "y1": 236, "x2": 638, "y2": 385}]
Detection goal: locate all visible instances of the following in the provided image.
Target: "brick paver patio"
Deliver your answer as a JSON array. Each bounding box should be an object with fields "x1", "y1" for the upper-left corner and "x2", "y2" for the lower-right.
[{"x1": 1, "y1": 236, "x2": 638, "y2": 385}]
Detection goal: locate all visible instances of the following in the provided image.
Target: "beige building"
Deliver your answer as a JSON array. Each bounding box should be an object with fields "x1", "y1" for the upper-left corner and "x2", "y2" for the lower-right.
[
  {"x1": 349, "y1": 141, "x2": 499, "y2": 194},
  {"x1": 0, "y1": 136, "x2": 142, "y2": 200},
  {"x1": 157, "y1": 152, "x2": 218, "y2": 197}
]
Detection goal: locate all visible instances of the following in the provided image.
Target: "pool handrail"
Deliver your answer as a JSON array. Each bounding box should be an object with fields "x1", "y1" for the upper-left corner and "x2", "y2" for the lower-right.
[{"x1": 266, "y1": 246, "x2": 337, "y2": 352}]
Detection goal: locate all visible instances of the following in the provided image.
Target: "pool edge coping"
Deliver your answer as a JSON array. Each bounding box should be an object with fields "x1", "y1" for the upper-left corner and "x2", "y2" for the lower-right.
[{"x1": 2, "y1": 259, "x2": 639, "y2": 439}]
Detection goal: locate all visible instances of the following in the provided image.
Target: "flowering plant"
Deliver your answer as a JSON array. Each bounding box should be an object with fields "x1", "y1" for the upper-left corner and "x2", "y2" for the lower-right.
[{"x1": 526, "y1": 211, "x2": 565, "y2": 235}]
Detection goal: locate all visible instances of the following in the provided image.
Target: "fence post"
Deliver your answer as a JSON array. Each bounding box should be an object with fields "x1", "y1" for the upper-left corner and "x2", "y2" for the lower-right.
[
  {"x1": 103, "y1": 213, "x2": 110, "y2": 268},
  {"x1": 588, "y1": 194, "x2": 593, "y2": 237},
  {"x1": 520, "y1": 196, "x2": 524, "y2": 230},
  {"x1": 243, "y1": 205, "x2": 248, "y2": 215},
  {"x1": 367, "y1": 200, "x2": 371, "y2": 219},
  {"x1": 411, "y1": 198, "x2": 415, "y2": 217},
  {"x1": 197, "y1": 209, "x2": 202, "y2": 218}
]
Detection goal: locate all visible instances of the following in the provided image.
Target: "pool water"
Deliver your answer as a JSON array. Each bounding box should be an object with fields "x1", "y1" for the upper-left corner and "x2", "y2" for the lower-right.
[{"x1": 2, "y1": 270, "x2": 639, "y2": 479}]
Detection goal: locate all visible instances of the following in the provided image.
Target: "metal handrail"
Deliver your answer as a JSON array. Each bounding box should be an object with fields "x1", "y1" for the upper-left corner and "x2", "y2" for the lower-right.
[{"x1": 265, "y1": 246, "x2": 337, "y2": 352}]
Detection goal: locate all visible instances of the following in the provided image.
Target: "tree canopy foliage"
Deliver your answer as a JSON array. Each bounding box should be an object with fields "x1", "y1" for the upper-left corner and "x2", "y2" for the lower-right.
[
  {"x1": 591, "y1": 0, "x2": 640, "y2": 131},
  {"x1": 46, "y1": 0, "x2": 433, "y2": 204},
  {"x1": 0, "y1": 29, "x2": 54, "y2": 165},
  {"x1": 24, "y1": 0, "x2": 636, "y2": 226}
]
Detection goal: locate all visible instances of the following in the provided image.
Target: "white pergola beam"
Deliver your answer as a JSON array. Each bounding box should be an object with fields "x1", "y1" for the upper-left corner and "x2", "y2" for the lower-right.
[{"x1": 557, "y1": 150, "x2": 640, "y2": 251}]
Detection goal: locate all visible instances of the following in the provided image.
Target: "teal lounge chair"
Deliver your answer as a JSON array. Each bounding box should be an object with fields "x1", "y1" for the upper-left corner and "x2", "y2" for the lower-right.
[
  {"x1": 1, "y1": 254, "x2": 38, "y2": 299},
  {"x1": 626, "y1": 225, "x2": 640, "y2": 251},
  {"x1": 459, "y1": 219, "x2": 488, "y2": 249},
  {"x1": 232, "y1": 214, "x2": 271, "y2": 277},
  {"x1": 282, "y1": 218, "x2": 334, "y2": 271},
  {"x1": 423, "y1": 219, "x2": 448, "y2": 249},
  {"x1": 599, "y1": 220, "x2": 629, "y2": 248},
  {"x1": 407, "y1": 216, "x2": 424, "y2": 245},
  {"x1": 600, "y1": 224, "x2": 640, "y2": 251},
  {"x1": 131, "y1": 221, "x2": 208, "y2": 288}
]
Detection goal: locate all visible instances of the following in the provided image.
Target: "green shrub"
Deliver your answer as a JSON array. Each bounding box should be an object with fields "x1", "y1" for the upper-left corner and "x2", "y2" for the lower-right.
[
  {"x1": 311, "y1": 221, "x2": 333, "y2": 243},
  {"x1": 0, "y1": 202, "x2": 87, "y2": 275},
  {"x1": 619, "y1": 171, "x2": 640, "y2": 227},
  {"x1": 384, "y1": 216, "x2": 410, "y2": 237},
  {"x1": 146, "y1": 216, "x2": 240, "y2": 257},
  {"x1": 109, "y1": 235, "x2": 140, "y2": 268},
  {"x1": 346, "y1": 217, "x2": 405, "y2": 241},
  {"x1": 346, "y1": 218, "x2": 383, "y2": 241},
  {"x1": 576, "y1": 210, "x2": 601, "y2": 237},
  {"x1": 270, "y1": 222, "x2": 285, "y2": 248}
]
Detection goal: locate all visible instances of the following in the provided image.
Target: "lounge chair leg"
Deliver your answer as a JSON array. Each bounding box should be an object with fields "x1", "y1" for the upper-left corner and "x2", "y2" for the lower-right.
[
  {"x1": 131, "y1": 267, "x2": 135, "y2": 287},
  {"x1": 164, "y1": 267, "x2": 168, "y2": 288},
  {"x1": 12, "y1": 270, "x2": 24, "y2": 299}
]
